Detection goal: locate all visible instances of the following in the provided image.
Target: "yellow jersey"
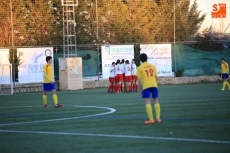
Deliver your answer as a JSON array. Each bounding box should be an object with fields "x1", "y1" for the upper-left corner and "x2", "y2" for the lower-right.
[
  {"x1": 43, "y1": 63, "x2": 54, "y2": 83},
  {"x1": 136, "y1": 62, "x2": 158, "y2": 90},
  {"x1": 221, "y1": 62, "x2": 229, "y2": 74}
]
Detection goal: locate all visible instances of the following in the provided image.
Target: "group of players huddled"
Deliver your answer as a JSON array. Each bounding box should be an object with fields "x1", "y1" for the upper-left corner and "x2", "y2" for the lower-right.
[{"x1": 108, "y1": 59, "x2": 138, "y2": 93}]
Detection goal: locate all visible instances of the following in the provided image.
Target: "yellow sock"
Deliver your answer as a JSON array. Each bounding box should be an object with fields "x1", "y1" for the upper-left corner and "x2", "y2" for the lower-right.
[
  {"x1": 146, "y1": 104, "x2": 153, "y2": 121},
  {"x1": 154, "y1": 103, "x2": 161, "y2": 119},
  {"x1": 222, "y1": 81, "x2": 227, "y2": 89},
  {"x1": 226, "y1": 81, "x2": 230, "y2": 87},
  {"x1": 43, "y1": 95, "x2": 47, "y2": 105},
  {"x1": 53, "y1": 94, "x2": 58, "y2": 105}
]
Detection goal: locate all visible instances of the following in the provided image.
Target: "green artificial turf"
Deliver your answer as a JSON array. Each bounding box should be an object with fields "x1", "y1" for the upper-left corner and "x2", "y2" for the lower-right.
[{"x1": 0, "y1": 83, "x2": 229, "y2": 153}]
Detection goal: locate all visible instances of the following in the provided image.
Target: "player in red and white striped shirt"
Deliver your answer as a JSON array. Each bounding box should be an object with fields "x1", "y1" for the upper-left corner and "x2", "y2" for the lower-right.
[
  {"x1": 124, "y1": 60, "x2": 132, "y2": 92},
  {"x1": 108, "y1": 62, "x2": 116, "y2": 93}
]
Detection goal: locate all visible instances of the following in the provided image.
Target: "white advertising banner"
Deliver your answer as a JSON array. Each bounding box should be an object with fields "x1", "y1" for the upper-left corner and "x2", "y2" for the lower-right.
[
  {"x1": 17, "y1": 47, "x2": 53, "y2": 83},
  {"x1": 101, "y1": 45, "x2": 134, "y2": 79},
  {"x1": 0, "y1": 49, "x2": 10, "y2": 64},
  {"x1": 140, "y1": 44, "x2": 172, "y2": 77},
  {"x1": 0, "y1": 49, "x2": 11, "y2": 84}
]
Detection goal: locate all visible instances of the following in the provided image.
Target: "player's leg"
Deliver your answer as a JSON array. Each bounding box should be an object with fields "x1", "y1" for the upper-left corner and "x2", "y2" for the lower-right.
[
  {"x1": 132, "y1": 77, "x2": 136, "y2": 92},
  {"x1": 133, "y1": 76, "x2": 138, "y2": 92},
  {"x1": 226, "y1": 75, "x2": 230, "y2": 90},
  {"x1": 135, "y1": 78, "x2": 139, "y2": 92},
  {"x1": 130, "y1": 76, "x2": 133, "y2": 92},
  {"x1": 50, "y1": 83, "x2": 62, "y2": 108},
  {"x1": 42, "y1": 83, "x2": 48, "y2": 108},
  {"x1": 115, "y1": 81, "x2": 119, "y2": 93},
  {"x1": 221, "y1": 79, "x2": 226, "y2": 91},
  {"x1": 114, "y1": 76, "x2": 118, "y2": 93},
  {"x1": 108, "y1": 78, "x2": 112, "y2": 93},
  {"x1": 142, "y1": 88, "x2": 154, "y2": 124},
  {"x1": 43, "y1": 91, "x2": 48, "y2": 108},
  {"x1": 118, "y1": 74, "x2": 123, "y2": 93},
  {"x1": 221, "y1": 74, "x2": 228, "y2": 90},
  {"x1": 111, "y1": 78, "x2": 115, "y2": 92},
  {"x1": 52, "y1": 89, "x2": 58, "y2": 105},
  {"x1": 222, "y1": 80, "x2": 229, "y2": 90},
  {"x1": 122, "y1": 74, "x2": 125, "y2": 92},
  {"x1": 151, "y1": 87, "x2": 161, "y2": 123},
  {"x1": 109, "y1": 77, "x2": 115, "y2": 93},
  {"x1": 127, "y1": 76, "x2": 131, "y2": 92},
  {"x1": 118, "y1": 81, "x2": 122, "y2": 93},
  {"x1": 131, "y1": 76, "x2": 134, "y2": 92},
  {"x1": 111, "y1": 82, "x2": 115, "y2": 92},
  {"x1": 126, "y1": 81, "x2": 130, "y2": 92},
  {"x1": 123, "y1": 76, "x2": 126, "y2": 92},
  {"x1": 124, "y1": 82, "x2": 127, "y2": 92}
]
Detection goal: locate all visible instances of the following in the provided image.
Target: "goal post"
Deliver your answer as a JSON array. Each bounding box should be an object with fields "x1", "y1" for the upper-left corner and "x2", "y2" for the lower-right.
[{"x1": 0, "y1": 64, "x2": 13, "y2": 95}]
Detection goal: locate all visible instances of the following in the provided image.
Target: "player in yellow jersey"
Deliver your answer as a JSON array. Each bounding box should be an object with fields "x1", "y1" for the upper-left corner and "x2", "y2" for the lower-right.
[
  {"x1": 136, "y1": 53, "x2": 161, "y2": 124},
  {"x1": 220, "y1": 58, "x2": 230, "y2": 91},
  {"x1": 43, "y1": 56, "x2": 62, "y2": 108}
]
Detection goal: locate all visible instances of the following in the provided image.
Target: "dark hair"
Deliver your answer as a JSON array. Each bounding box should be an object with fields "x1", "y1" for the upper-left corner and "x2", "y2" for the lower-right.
[
  {"x1": 125, "y1": 60, "x2": 129, "y2": 64},
  {"x1": 121, "y1": 59, "x2": 125, "y2": 63},
  {"x1": 117, "y1": 59, "x2": 120, "y2": 64},
  {"x1": 221, "y1": 58, "x2": 225, "y2": 61},
  {"x1": 140, "y1": 53, "x2": 147, "y2": 62},
  {"x1": 46, "y1": 56, "x2": 52, "y2": 63},
  {"x1": 112, "y1": 62, "x2": 115, "y2": 65}
]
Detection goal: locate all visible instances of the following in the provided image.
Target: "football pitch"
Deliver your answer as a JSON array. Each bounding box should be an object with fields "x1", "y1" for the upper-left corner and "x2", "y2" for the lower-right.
[{"x1": 0, "y1": 83, "x2": 229, "y2": 153}]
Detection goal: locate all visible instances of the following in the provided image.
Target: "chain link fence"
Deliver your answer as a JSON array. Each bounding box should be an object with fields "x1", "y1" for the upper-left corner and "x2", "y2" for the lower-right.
[
  {"x1": 52, "y1": 41, "x2": 230, "y2": 80},
  {"x1": 1, "y1": 0, "x2": 230, "y2": 81}
]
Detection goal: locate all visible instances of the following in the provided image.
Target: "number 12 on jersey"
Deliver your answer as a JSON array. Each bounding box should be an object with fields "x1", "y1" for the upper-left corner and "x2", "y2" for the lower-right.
[{"x1": 145, "y1": 69, "x2": 154, "y2": 77}]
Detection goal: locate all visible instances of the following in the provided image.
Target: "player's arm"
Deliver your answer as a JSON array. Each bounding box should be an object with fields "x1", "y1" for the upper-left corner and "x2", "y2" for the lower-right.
[
  {"x1": 110, "y1": 67, "x2": 114, "y2": 72},
  {"x1": 43, "y1": 66, "x2": 52, "y2": 82}
]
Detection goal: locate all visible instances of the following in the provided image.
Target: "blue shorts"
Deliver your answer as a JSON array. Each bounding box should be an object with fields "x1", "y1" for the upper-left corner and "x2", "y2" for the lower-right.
[
  {"x1": 43, "y1": 83, "x2": 56, "y2": 91},
  {"x1": 222, "y1": 73, "x2": 229, "y2": 79},
  {"x1": 142, "y1": 87, "x2": 158, "y2": 99}
]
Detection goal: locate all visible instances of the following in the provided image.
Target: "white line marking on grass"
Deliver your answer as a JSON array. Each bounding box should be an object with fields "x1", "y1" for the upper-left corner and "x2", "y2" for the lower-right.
[
  {"x1": 0, "y1": 105, "x2": 116, "y2": 126},
  {"x1": 0, "y1": 130, "x2": 229, "y2": 144}
]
